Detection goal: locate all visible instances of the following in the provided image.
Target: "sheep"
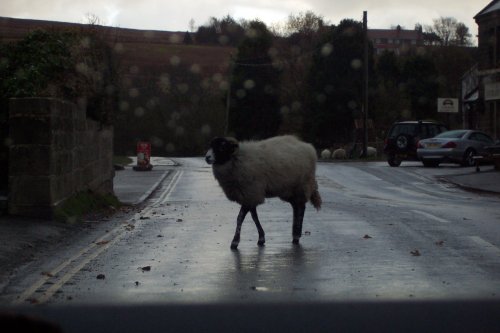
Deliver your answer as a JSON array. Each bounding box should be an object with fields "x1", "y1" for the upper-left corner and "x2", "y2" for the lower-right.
[
  {"x1": 359, "y1": 146, "x2": 377, "y2": 157},
  {"x1": 332, "y1": 148, "x2": 347, "y2": 160},
  {"x1": 320, "y1": 149, "x2": 332, "y2": 159},
  {"x1": 205, "y1": 135, "x2": 322, "y2": 249}
]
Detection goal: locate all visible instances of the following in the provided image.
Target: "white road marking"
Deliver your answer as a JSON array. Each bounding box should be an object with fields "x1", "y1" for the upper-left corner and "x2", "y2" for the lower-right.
[
  {"x1": 156, "y1": 170, "x2": 183, "y2": 205},
  {"x1": 411, "y1": 210, "x2": 450, "y2": 223},
  {"x1": 468, "y1": 236, "x2": 500, "y2": 255}
]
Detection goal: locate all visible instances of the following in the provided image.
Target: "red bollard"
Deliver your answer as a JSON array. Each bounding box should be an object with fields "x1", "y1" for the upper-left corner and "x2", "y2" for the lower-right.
[{"x1": 133, "y1": 141, "x2": 153, "y2": 171}]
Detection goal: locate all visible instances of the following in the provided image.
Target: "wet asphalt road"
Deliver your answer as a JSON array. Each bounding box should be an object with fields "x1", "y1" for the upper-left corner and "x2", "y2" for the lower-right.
[{"x1": 3, "y1": 158, "x2": 500, "y2": 305}]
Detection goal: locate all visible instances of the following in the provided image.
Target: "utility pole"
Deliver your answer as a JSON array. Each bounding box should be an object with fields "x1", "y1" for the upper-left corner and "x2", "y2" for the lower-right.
[
  {"x1": 224, "y1": 56, "x2": 234, "y2": 136},
  {"x1": 362, "y1": 11, "x2": 369, "y2": 158}
]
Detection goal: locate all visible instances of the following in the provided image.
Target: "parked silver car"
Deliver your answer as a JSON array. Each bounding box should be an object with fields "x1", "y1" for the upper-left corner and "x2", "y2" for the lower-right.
[{"x1": 417, "y1": 130, "x2": 495, "y2": 167}]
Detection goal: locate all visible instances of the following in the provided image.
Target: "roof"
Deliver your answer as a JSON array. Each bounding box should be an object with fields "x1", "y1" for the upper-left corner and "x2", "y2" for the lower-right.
[
  {"x1": 475, "y1": 0, "x2": 500, "y2": 19},
  {"x1": 393, "y1": 120, "x2": 445, "y2": 125},
  {"x1": 368, "y1": 28, "x2": 421, "y2": 40}
]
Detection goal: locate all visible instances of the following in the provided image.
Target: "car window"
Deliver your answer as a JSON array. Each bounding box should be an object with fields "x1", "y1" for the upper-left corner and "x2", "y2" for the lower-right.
[
  {"x1": 471, "y1": 132, "x2": 494, "y2": 144},
  {"x1": 427, "y1": 124, "x2": 440, "y2": 138},
  {"x1": 418, "y1": 125, "x2": 428, "y2": 138},
  {"x1": 389, "y1": 124, "x2": 416, "y2": 137},
  {"x1": 435, "y1": 130, "x2": 467, "y2": 139}
]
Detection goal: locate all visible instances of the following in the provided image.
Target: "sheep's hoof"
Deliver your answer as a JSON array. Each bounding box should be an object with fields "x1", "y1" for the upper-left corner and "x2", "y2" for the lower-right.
[
  {"x1": 292, "y1": 238, "x2": 300, "y2": 245},
  {"x1": 230, "y1": 242, "x2": 239, "y2": 250},
  {"x1": 257, "y1": 239, "x2": 265, "y2": 246}
]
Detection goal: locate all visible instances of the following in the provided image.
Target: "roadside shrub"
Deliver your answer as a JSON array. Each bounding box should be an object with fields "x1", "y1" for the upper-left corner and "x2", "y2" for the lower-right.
[{"x1": 0, "y1": 28, "x2": 118, "y2": 125}]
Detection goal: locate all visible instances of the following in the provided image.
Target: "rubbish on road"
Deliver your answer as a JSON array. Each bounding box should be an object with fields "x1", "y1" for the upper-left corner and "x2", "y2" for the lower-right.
[
  {"x1": 96, "y1": 274, "x2": 106, "y2": 279},
  {"x1": 410, "y1": 250, "x2": 421, "y2": 256},
  {"x1": 139, "y1": 266, "x2": 151, "y2": 272}
]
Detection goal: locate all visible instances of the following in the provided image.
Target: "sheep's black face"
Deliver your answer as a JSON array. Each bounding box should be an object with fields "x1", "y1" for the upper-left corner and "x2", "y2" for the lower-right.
[{"x1": 205, "y1": 137, "x2": 239, "y2": 165}]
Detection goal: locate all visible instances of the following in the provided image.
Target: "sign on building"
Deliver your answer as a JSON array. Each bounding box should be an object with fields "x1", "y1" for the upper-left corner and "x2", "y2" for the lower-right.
[
  {"x1": 484, "y1": 82, "x2": 500, "y2": 101},
  {"x1": 437, "y1": 98, "x2": 459, "y2": 113}
]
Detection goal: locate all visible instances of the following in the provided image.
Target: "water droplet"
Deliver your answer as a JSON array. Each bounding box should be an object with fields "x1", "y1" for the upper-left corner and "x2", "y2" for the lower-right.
[
  {"x1": 350, "y1": 59, "x2": 362, "y2": 70},
  {"x1": 236, "y1": 89, "x2": 246, "y2": 99},
  {"x1": 170, "y1": 56, "x2": 181, "y2": 66},
  {"x1": 201, "y1": 124, "x2": 211, "y2": 136},
  {"x1": 243, "y1": 79, "x2": 255, "y2": 90},
  {"x1": 321, "y1": 43, "x2": 333, "y2": 57},
  {"x1": 134, "y1": 107, "x2": 145, "y2": 117},
  {"x1": 129, "y1": 88, "x2": 139, "y2": 98}
]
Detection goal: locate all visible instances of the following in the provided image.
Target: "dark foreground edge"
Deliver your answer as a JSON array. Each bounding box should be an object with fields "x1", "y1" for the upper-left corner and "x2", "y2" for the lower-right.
[{"x1": 1, "y1": 300, "x2": 500, "y2": 332}]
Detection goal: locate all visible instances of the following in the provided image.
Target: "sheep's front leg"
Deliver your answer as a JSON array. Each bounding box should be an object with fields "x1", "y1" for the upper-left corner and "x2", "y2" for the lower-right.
[
  {"x1": 292, "y1": 202, "x2": 306, "y2": 244},
  {"x1": 231, "y1": 206, "x2": 249, "y2": 249},
  {"x1": 250, "y1": 208, "x2": 265, "y2": 246}
]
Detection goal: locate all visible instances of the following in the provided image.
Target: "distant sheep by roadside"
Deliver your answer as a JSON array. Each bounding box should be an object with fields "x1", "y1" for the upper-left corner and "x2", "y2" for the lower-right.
[
  {"x1": 359, "y1": 146, "x2": 377, "y2": 157},
  {"x1": 205, "y1": 135, "x2": 322, "y2": 249},
  {"x1": 332, "y1": 148, "x2": 347, "y2": 160},
  {"x1": 321, "y1": 149, "x2": 332, "y2": 159}
]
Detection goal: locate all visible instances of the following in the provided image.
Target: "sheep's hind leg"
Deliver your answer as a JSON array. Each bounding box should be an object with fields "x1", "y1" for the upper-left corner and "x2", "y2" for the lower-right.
[
  {"x1": 250, "y1": 208, "x2": 265, "y2": 246},
  {"x1": 231, "y1": 206, "x2": 249, "y2": 249},
  {"x1": 292, "y1": 202, "x2": 306, "y2": 245}
]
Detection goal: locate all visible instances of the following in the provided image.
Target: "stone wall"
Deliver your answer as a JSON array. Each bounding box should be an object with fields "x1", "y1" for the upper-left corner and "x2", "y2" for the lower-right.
[{"x1": 8, "y1": 98, "x2": 114, "y2": 218}]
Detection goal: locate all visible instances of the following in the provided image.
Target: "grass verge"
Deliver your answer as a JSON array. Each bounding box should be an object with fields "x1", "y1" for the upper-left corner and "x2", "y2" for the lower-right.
[
  {"x1": 113, "y1": 155, "x2": 133, "y2": 167},
  {"x1": 55, "y1": 191, "x2": 122, "y2": 223}
]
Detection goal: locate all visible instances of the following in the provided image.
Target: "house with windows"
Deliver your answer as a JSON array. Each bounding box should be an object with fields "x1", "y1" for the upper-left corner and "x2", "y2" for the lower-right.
[
  {"x1": 472, "y1": 0, "x2": 500, "y2": 139},
  {"x1": 368, "y1": 25, "x2": 424, "y2": 55}
]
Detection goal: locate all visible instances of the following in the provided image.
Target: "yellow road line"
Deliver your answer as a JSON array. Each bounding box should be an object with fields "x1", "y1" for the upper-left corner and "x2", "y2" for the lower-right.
[
  {"x1": 12, "y1": 230, "x2": 121, "y2": 305},
  {"x1": 14, "y1": 170, "x2": 182, "y2": 305},
  {"x1": 37, "y1": 229, "x2": 126, "y2": 303}
]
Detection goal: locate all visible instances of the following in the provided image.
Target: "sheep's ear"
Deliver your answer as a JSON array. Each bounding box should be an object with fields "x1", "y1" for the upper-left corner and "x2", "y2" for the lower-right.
[{"x1": 226, "y1": 138, "x2": 239, "y2": 153}]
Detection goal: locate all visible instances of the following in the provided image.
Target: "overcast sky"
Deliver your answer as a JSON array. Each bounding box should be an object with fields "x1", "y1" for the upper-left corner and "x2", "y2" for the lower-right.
[{"x1": 0, "y1": 0, "x2": 492, "y2": 40}]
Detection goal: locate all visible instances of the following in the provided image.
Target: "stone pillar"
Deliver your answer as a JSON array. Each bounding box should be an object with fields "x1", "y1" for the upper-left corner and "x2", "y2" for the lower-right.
[{"x1": 8, "y1": 97, "x2": 114, "y2": 219}]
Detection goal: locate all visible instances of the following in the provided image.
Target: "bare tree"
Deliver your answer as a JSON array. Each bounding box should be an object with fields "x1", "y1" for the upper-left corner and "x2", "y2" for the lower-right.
[
  {"x1": 454, "y1": 22, "x2": 472, "y2": 46},
  {"x1": 85, "y1": 13, "x2": 105, "y2": 26},
  {"x1": 189, "y1": 18, "x2": 196, "y2": 33},
  {"x1": 285, "y1": 11, "x2": 325, "y2": 37},
  {"x1": 425, "y1": 16, "x2": 472, "y2": 46}
]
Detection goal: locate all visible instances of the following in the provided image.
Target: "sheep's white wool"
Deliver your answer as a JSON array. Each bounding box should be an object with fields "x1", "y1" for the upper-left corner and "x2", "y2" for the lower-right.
[
  {"x1": 321, "y1": 149, "x2": 332, "y2": 159},
  {"x1": 332, "y1": 148, "x2": 346, "y2": 159},
  {"x1": 212, "y1": 135, "x2": 319, "y2": 208},
  {"x1": 367, "y1": 146, "x2": 377, "y2": 157}
]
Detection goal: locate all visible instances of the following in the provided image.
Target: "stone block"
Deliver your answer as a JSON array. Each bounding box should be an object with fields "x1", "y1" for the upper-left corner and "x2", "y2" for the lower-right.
[
  {"x1": 9, "y1": 117, "x2": 52, "y2": 145},
  {"x1": 8, "y1": 175, "x2": 53, "y2": 206},
  {"x1": 9, "y1": 98, "x2": 51, "y2": 117},
  {"x1": 9, "y1": 145, "x2": 53, "y2": 176}
]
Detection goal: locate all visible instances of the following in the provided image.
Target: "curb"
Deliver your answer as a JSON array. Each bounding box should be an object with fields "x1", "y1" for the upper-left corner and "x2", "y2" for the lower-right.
[
  {"x1": 131, "y1": 169, "x2": 172, "y2": 206},
  {"x1": 436, "y1": 176, "x2": 500, "y2": 196}
]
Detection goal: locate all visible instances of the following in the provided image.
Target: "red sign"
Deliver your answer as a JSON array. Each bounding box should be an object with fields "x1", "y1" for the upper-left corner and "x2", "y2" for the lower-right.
[{"x1": 136, "y1": 141, "x2": 151, "y2": 167}]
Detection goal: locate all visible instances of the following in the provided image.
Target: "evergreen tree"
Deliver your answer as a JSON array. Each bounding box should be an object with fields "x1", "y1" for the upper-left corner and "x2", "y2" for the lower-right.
[
  {"x1": 183, "y1": 31, "x2": 193, "y2": 45},
  {"x1": 305, "y1": 19, "x2": 371, "y2": 146},
  {"x1": 228, "y1": 21, "x2": 281, "y2": 139},
  {"x1": 401, "y1": 54, "x2": 439, "y2": 120}
]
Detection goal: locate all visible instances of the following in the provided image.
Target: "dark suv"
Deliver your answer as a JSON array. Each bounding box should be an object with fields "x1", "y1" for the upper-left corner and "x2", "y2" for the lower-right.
[{"x1": 383, "y1": 121, "x2": 448, "y2": 167}]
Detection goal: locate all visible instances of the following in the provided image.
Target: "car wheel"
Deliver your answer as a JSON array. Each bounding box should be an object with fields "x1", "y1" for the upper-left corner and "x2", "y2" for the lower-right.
[
  {"x1": 388, "y1": 155, "x2": 402, "y2": 167},
  {"x1": 396, "y1": 134, "x2": 409, "y2": 150},
  {"x1": 422, "y1": 160, "x2": 439, "y2": 167},
  {"x1": 461, "y1": 148, "x2": 476, "y2": 167}
]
